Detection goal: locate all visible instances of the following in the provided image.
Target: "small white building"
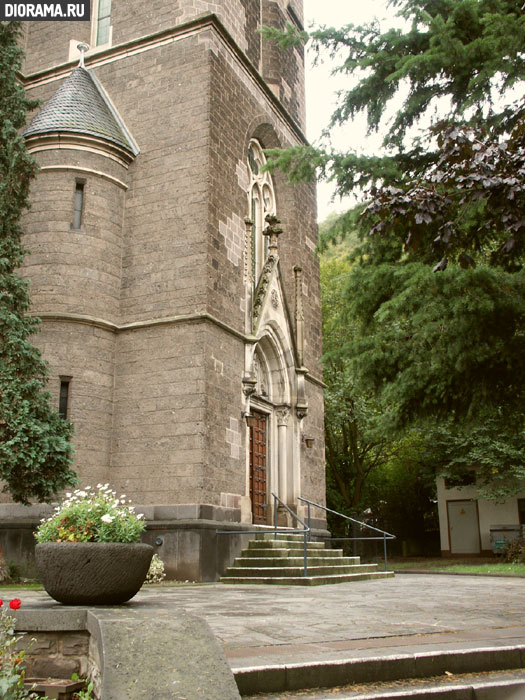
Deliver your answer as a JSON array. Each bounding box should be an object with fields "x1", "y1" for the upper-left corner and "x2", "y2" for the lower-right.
[{"x1": 436, "y1": 477, "x2": 525, "y2": 555}]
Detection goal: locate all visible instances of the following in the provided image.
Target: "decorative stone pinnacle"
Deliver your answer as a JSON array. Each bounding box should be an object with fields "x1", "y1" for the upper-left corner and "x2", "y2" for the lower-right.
[
  {"x1": 263, "y1": 214, "x2": 283, "y2": 253},
  {"x1": 77, "y1": 43, "x2": 90, "y2": 68}
]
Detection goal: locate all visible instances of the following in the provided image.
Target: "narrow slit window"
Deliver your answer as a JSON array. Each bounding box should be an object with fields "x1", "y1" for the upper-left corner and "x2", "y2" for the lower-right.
[
  {"x1": 96, "y1": 0, "x2": 112, "y2": 46},
  {"x1": 72, "y1": 181, "x2": 84, "y2": 229},
  {"x1": 59, "y1": 379, "x2": 71, "y2": 419}
]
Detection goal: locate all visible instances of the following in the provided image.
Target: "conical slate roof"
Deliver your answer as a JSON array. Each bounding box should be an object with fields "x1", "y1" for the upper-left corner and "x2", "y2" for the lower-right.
[{"x1": 23, "y1": 66, "x2": 137, "y2": 155}]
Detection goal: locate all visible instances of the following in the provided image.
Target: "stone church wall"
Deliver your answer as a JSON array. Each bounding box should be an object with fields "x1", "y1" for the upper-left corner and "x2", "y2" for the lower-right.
[{"x1": 2, "y1": 3, "x2": 326, "y2": 579}]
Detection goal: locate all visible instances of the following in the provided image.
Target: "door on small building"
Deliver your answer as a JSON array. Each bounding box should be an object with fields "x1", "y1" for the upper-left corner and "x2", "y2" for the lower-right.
[
  {"x1": 447, "y1": 500, "x2": 481, "y2": 554},
  {"x1": 249, "y1": 410, "x2": 267, "y2": 524}
]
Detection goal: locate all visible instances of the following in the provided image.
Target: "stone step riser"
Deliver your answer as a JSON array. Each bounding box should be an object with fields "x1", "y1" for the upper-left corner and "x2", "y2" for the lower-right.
[
  {"x1": 234, "y1": 645, "x2": 525, "y2": 696},
  {"x1": 233, "y1": 557, "x2": 362, "y2": 567},
  {"x1": 221, "y1": 572, "x2": 394, "y2": 585},
  {"x1": 224, "y1": 565, "x2": 380, "y2": 577},
  {"x1": 320, "y1": 680, "x2": 525, "y2": 700},
  {"x1": 255, "y1": 533, "x2": 315, "y2": 541},
  {"x1": 238, "y1": 550, "x2": 349, "y2": 560},
  {"x1": 248, "y1": 541, "x2": 327, "y2": 550},
  {"x1": 242, "y1": 678, "x2": 525, "y2": 699}
]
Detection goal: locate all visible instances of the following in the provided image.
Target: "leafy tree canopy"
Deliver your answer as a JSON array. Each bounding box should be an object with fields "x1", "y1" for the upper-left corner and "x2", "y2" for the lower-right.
[
  {"x1": 262, "y1": 0, "x2": 525, "y2": 191},
  {"x1": 0, "y1": 22, "x2": 77, "y2": 504},
  {"x1": 263, "y1": 1, "x2": 525, "y2": 497}
]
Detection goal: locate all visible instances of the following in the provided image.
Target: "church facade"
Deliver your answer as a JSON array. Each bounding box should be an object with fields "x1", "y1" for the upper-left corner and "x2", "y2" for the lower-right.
[{"x1": 2, "y1": 0, "x2": 326, "y2": 580}]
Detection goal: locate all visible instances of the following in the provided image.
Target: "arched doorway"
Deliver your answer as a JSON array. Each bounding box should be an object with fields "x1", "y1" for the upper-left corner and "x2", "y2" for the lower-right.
[{"x1": 247, "y1": 331, "x2": 295, "y2": 524}]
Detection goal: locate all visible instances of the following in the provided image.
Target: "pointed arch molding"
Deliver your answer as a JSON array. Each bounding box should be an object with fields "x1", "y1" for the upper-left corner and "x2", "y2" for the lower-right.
[{"x1": 246, "y1": 257, "x2": 308, "y2": 422}]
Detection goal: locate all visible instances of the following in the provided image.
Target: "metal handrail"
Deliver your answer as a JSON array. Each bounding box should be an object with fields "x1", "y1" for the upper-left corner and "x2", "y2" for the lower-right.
[
  {"x1": 216, "y1": 493, "x2": 311, "y2": 576},
  {"x1": 272, "y1": 492, "x2": 310, "y2": 576},
  {"x1": 298, "y1": 497, "x2": 396, "y2": 572}
]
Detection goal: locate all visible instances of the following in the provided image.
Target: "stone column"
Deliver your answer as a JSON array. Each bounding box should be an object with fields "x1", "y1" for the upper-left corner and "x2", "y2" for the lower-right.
[{"x1": 276, "y1": 406, "x2": 290, "y2": 505}]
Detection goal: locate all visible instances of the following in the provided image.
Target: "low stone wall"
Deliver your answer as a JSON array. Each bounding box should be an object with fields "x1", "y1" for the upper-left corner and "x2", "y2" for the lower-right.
[
  {"x1": 12, "y1": 606, "x2": 241, "y2": 699},
  {"x1": 17, "y1": 629, "x2": 90, "y2": 680},
  {"x1": 14, "y1": 610, "x2": 100, "y2": 698}
]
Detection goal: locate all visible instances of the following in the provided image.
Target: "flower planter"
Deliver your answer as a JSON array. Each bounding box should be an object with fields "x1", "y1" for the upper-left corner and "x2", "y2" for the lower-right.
[{"x1": 35, "y1": 542, "x2": 154, "y2": 605}]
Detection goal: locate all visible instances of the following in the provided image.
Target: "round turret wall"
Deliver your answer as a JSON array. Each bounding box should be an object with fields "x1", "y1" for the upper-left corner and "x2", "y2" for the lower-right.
[{"x1": 21, "y1": 145, "x2": 129, "y2": 324}]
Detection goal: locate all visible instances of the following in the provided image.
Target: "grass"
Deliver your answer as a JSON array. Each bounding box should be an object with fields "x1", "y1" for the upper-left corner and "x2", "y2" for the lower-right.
[{"x1": 390, "y1": 557, "x2": 525, "y2": 576}]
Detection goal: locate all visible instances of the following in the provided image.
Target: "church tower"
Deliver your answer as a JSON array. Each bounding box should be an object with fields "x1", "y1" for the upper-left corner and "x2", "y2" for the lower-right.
[{"x1": 5, "y1": 0, "x2": 326, "y2": 580}]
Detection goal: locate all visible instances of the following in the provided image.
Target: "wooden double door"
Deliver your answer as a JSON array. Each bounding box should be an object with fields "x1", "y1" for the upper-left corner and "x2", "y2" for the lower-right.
[{"x1": 249, "y1": 410, "x2": 268, "y2": 524}]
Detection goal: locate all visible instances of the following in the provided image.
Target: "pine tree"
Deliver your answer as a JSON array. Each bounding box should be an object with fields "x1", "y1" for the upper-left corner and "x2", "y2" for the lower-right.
[
  {"x1": 263, "y1": 1, "x2": 525, "y2": 496},
  {"x1": 0, "y1": 23, "x2": 77, "y2": 504},
  {"x1": 262, "y1": 0, "x2": 525, "y2": 191}
]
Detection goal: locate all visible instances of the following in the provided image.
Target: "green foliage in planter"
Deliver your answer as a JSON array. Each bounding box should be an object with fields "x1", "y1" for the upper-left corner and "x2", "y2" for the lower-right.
[
  {"x1": 0, "y1": 22, "x2": 76, "y2": 504},
  {"x1": 35, "y1": 485, "x2": 146, "y2": 544}
]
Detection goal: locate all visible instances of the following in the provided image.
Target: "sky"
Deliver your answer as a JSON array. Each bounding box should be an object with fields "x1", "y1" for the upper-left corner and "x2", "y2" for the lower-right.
[{"x1": 302, "y1": 1, "x2": 400, "y2": 221}]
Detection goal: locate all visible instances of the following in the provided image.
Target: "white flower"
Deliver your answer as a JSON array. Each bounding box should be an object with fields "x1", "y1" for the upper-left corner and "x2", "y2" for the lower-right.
[
  {"x1": 76, "y1": 490, "x2": 87, "y2": 498},
  {"x1": 137, "y1": 513, "x2": 145, "y2": 520},
  {"x1": 100, "y1": 514, "x2": 114, "y2": 524}
]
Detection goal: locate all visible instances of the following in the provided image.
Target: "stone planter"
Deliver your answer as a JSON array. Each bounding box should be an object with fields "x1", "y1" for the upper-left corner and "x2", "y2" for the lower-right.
[{"x1": 35, "y1": 542, "x2": 154, "y2": 605}]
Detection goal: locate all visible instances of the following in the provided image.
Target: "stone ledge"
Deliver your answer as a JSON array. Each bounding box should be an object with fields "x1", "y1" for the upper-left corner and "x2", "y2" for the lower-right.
[{"x1": 12, "y1": 608, "x2": 241, "y2": 700}]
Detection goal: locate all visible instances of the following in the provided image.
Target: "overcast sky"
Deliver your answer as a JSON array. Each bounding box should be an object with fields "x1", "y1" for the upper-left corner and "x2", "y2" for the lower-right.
[{"x1": 302, "y1": 1, "x2": 399, "y2": 220}]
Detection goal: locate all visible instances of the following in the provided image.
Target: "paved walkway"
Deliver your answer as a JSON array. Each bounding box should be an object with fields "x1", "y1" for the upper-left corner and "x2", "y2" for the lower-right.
[{"x1": 7, "y1": 573, "x2": 525, "y2": 671}]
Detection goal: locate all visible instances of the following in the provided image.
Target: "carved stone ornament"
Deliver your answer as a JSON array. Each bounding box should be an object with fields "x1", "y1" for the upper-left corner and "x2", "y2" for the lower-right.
[
  {"x1": 252, "y1": 254, "x2": 277, "y2": 328},
  {"x1": 271, "y1": 289, "x2": 279, "y2": 309},
  {"x1": 242, "y1": 374, "x2": 257, "y2": 398},
  {"x1": 253, "y1": 353, "x2": 268, "y2": 397},
  {"x1": 295, "y1": 403, "x2": 308, "y2": 420},
  {"x1": 276, "y1": 406, "x2": 290, "y2": 425}
]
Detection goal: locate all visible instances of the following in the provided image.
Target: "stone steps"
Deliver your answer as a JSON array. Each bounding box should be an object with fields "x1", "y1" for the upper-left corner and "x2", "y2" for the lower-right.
[
  {"x1": 241, "y1": 548, "x2": 346, "y2": 558},
  {"x1": 234, "y1": 641, "x2": 525, "y2": 698},
  {"x1": 242, "y1": 671, "x2": 525, "y2": 699},
  {"x1": 220, "y1": 533, "x2": 394, "y2": 585},
  {"x1": 247, "y1": 539, "x2": 327, "y2": 550},
  {"x1": 233, "y1": 556, "x2": 362, "y2": 567},
  {"x1": 221, "y1": 571, "x2": 394, "y2": 585},
  {"x1": 224, "y1": 564, "x2": 381, "y2": 577}
]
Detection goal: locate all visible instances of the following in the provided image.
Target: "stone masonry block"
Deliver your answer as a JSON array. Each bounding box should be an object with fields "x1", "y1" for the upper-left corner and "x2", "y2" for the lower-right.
[
  {"x1": 60, "y1": 633, "x2": 90, "y2": 656},
  {"x1": 26, "y1": 657, "x2": 80, "y2": 680}
]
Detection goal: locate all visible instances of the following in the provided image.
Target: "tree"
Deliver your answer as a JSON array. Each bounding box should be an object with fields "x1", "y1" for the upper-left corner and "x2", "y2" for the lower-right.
[
  {"x1": 367, "y1": 431, "x2": 439, "y2": 553},
  {"x1": 262, "y1": 0, "x2": 525, "y2": 191},
  {"x1": 0, "y1": 23, "x2": 77, "y2": 504},
  {"x1": 321, "y1": 255, "x2": 392, "y2": 520},
  {"x1": 322, "y1": 247, "x2": 440, "y2": 542},
  {"x1": 263, "y1": 1, "x2": 525, "y2": 497},
  {"x1": 341, "y1": 103, "x2": 525, "y2": 498}
]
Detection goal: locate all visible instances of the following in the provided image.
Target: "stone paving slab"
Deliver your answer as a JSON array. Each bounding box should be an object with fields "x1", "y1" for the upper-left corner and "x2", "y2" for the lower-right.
[
  {"x1": 226, "y1": 628, "x2": 525, "y2": 670},
  {"x1": 6, "y1": 574, "x2": 525, "y2": 672}
]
